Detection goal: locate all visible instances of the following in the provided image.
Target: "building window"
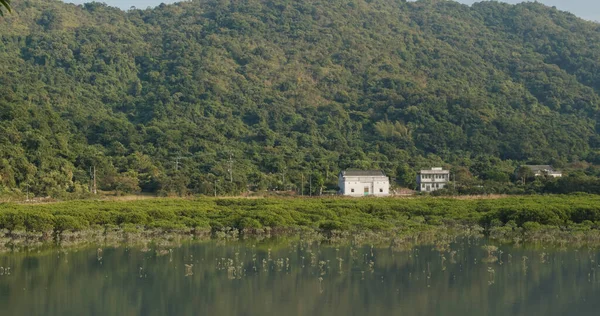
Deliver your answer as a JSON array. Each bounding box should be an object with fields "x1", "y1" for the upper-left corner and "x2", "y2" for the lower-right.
[
  {"x1": 379, "y1": 188, "x2": 383, "y2": 193},
  {"x1": 351, "y1": 189, "x2": 355, "y2": 193}
]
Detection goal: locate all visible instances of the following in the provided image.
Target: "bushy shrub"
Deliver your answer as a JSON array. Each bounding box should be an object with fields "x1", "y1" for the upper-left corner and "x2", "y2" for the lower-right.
[
  {"x1": 522, "y1": 221, "x2": 543, "y2": 231},
  {"x1": 146, "y1": 209, "x2": 176, "y2": 221},
  {"x1": 115, "y1": 210, "x2": 149, "y2": 225},
  {"x1": 0, "y1": 196, "x2": 599, "y2": 236},
  {"x1": 319, "y1": 220, "x2": 349, "y2": 231},
  {"x1": 54, "y1": 215, "x2": 87, "y2": 231},
  {"x1": 238, "y1": 218, "x2": 263, "y2": 229}
]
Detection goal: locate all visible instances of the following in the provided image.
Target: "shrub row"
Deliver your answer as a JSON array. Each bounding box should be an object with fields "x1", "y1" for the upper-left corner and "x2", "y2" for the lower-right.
[{"x1": 0, "y1": 195, "x2": 599, "y2": 233}]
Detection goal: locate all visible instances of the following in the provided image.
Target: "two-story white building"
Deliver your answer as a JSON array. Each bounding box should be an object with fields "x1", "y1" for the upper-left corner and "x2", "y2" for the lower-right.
[
  {"x1": 417, "y1": 167, "x2": 450, "y2": 192},
  {"x1": 338, "y1": 170, "x2": 390, "y2": 197}
]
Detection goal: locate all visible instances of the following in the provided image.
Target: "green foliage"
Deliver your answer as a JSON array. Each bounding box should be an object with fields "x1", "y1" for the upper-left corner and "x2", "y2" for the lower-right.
[
  {"x1": 396, "y1": 164, "x2": 417, "y2": 189},
  {"x1": 0, "y1": 196, "x2": 599, "y2": 235},
  {"x1": 53, "y1": 215, "x2": 86, "y2": 231},
  {"x1": 374, "y1": 120, "x2": 411, "y2": 141},
  {"x1": 0, "y1": 0, "x2": 599, "y2": 197},
  {"x1": 238, "y1": 217, "x2": 263, "y2": 230}
]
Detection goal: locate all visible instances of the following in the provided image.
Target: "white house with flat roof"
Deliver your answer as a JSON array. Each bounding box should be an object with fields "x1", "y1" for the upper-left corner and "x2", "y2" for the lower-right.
[
  {"x1": 522, "y1": 165, "x2": 562, "y2": 178},
  {"x1": 417, "y1": 167, "x2": 450, "y2": 192},
  {"x1": 338, "y1": 170, "x2": 390, "y2": 197}
]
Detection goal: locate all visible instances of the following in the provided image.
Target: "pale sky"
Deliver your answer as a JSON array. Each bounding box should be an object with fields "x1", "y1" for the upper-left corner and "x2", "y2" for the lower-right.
[{"x1": 64, "y1": 0, "x2": 599, "y2": 22}]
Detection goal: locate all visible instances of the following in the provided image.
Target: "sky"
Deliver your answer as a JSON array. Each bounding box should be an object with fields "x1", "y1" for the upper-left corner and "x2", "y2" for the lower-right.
[{"x1": 64, "y1": 0, "x2": 600, "y2": 22}]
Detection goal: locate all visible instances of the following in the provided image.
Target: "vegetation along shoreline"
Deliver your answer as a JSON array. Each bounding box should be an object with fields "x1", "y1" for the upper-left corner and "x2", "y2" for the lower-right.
[{"x1": 2, "y1": 195, "x2": 600, "y2": 249}]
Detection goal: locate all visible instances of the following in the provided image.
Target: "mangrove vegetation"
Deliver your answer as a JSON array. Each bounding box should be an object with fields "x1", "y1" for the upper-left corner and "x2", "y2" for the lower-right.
[{"x1": 2, "y1": 195, "x2": 600, "y2": 247}]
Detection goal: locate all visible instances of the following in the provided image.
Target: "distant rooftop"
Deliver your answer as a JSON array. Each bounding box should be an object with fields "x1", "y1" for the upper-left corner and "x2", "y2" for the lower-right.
[
  {"x1": 523, "y1": 165, "x2": 558, "y2": 172},
  {"x1": 419, "y1": 167, "x2": 450, "y2": 174},
  {"x1": 340, "y1": 170, "x2": 386, "y2": 177}
]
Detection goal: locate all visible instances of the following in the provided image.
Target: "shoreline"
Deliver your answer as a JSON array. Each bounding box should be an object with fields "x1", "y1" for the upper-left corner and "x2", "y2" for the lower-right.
[
  {"x1": 1, "y1": 195, "x2": 600, "y2": 250},
  {"x1": 1, "y1": 222, "x2": 600, "y2": 252}
]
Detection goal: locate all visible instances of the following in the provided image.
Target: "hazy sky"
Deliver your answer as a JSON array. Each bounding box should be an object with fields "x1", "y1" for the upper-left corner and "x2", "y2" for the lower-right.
[{"x1": 64, "y1": 0, "x2": 600, "y2": 22}]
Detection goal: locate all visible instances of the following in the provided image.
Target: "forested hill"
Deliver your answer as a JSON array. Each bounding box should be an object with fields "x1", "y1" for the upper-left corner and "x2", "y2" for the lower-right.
[{"x1": 1, "y1": 0, "x2": 600, "y2": 196}]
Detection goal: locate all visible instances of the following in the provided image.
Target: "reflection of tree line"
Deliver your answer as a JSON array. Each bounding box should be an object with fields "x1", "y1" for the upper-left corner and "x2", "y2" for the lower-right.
[{"x1": 0, "y1": 241, "x2": 599, "y2": 315}]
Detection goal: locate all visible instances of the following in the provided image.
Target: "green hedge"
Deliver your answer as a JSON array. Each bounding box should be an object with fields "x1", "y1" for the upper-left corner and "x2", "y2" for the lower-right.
[{"x1": 0, "y1": 196, "x2": 599, "y2": 234}]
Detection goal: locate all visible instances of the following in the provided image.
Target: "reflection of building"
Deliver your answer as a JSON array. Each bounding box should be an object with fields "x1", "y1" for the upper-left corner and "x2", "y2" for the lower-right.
[
  {"x1": 523, "y1": 165, "x2": 562, "y2": 178},
  {"x1": 338, "y1": 170, "x2": 390, "y2": 197},
  {"x1": 417, "y1": 167, "x2": 450, "y2": 192}
]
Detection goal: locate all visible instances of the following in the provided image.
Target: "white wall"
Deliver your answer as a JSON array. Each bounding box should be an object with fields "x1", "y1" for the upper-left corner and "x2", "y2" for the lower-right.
[
  {"x1": 339, "y1": 176, "x2": 389, "y2": 196},
  {"x1": 419, "y1": 182, "x2": 446, "y2": 192}
]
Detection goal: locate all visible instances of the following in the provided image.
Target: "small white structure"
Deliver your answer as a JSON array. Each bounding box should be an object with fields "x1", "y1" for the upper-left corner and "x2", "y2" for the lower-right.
[
  {"x1": 523, "y1": 165, "x2": 562, "y2": 178},
  {"x1": 417, "y1": 167, "x2": 450, "y2": 192},
  {"x1": 338, "y1": 170, "x2": 390, "y2": 197}
]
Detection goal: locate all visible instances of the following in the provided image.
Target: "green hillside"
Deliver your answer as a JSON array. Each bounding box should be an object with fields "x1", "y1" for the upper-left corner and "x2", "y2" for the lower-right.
[{"x1": 1, "y1": 0, "x2": 600, "y2": 197}]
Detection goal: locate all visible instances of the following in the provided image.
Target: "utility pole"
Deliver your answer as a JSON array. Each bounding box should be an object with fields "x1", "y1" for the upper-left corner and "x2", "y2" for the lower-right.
[
  {"x1": 301, "y1": 174, "x2": 304, "y2": 196},
  {"x1": 90, "y1": 166, "x2": 97, "y2": 195},
  {"x1": 282, "y1": 167, "x2": 286, "y2": 191},
  {"x1": 309, "y1": 174, "x2": 312, "y2": 197},
  {"x1": 227, "y1": 154, "x2": 234, "y2": 183},
  {"x1": 26, "y1": 183, "x2": 30, "y2": 202},
  {"x1": 174, "y1": 156, "x2": 182, "y2": 171},
  {"x1": 214, "y1": 179, "x2": 218, "y2": 197},
  {"x1": 453, "y1": 173, "x2": 456, "y2": 195},
  {"x1": 268, "y1": 172, "x2": 272, "y2": 191}
]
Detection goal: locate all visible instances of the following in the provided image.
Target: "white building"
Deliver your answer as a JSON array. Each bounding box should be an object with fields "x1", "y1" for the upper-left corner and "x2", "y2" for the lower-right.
[
  {"x1": 523, "y1": 165, "x2": 562, "y2": 178},
  {"x1": 338, "y1": 170, "x2": 390, "y2": 197},
  {"x1": 417, "y1": 167, "x2": 450, "y2": 192}
]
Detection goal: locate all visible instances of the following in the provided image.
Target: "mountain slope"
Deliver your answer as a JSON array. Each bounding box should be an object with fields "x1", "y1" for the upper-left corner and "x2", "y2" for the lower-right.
[{"x1": 0, "y1": 0, "x2": 599, "y2": 196}]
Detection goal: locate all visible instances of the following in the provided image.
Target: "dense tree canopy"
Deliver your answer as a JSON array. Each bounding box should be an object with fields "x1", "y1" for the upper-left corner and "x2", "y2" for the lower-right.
[{"x1": 1, "y1": 0, "x2": 600, "y2": 197}]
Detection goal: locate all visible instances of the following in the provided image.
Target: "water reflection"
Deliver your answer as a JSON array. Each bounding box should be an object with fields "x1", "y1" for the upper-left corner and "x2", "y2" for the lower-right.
[{"x1": 0, "y1": 238, "x2": 599, "y2": 315}]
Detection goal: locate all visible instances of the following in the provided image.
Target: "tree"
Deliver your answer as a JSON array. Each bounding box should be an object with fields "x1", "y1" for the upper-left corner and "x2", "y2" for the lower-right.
[
  {"x1": 1, "y1": 0, "x2": 600, "y2": 198},
  {"x1": 452, "y1": 167, "x2": 473, "y2": 183},
  {"x1": 396, "y1": 164, "x2": 417, "y2": 189},
  {"x1": 311, "y1": 172, "x2": 325, "y2": 196},
  {"x1": 514, "y1": 166, "x2": 535, "y2": 184}
]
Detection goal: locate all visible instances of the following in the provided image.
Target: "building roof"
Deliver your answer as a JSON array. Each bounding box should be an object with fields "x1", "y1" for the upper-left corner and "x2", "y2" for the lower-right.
[
  {"x1": 523, "y1": 165, "x2": 558, "y2": 172},
  {"x1": 340, "y1": 170, "x2": 386, "y2": 177},
  {"x1": 419, "y1": 168, "x2": 450, "y2": 174}
]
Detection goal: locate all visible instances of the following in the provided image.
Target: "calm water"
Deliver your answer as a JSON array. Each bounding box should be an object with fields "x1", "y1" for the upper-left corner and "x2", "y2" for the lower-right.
[{"x1": 0, "y1": 238, "x2": 599, "y2": 316}]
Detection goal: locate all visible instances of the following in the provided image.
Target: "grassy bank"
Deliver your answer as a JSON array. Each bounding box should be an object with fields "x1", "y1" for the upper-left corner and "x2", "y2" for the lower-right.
[{"x1": 0, "y1": 195, "x2": 599, "y2": 236}]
